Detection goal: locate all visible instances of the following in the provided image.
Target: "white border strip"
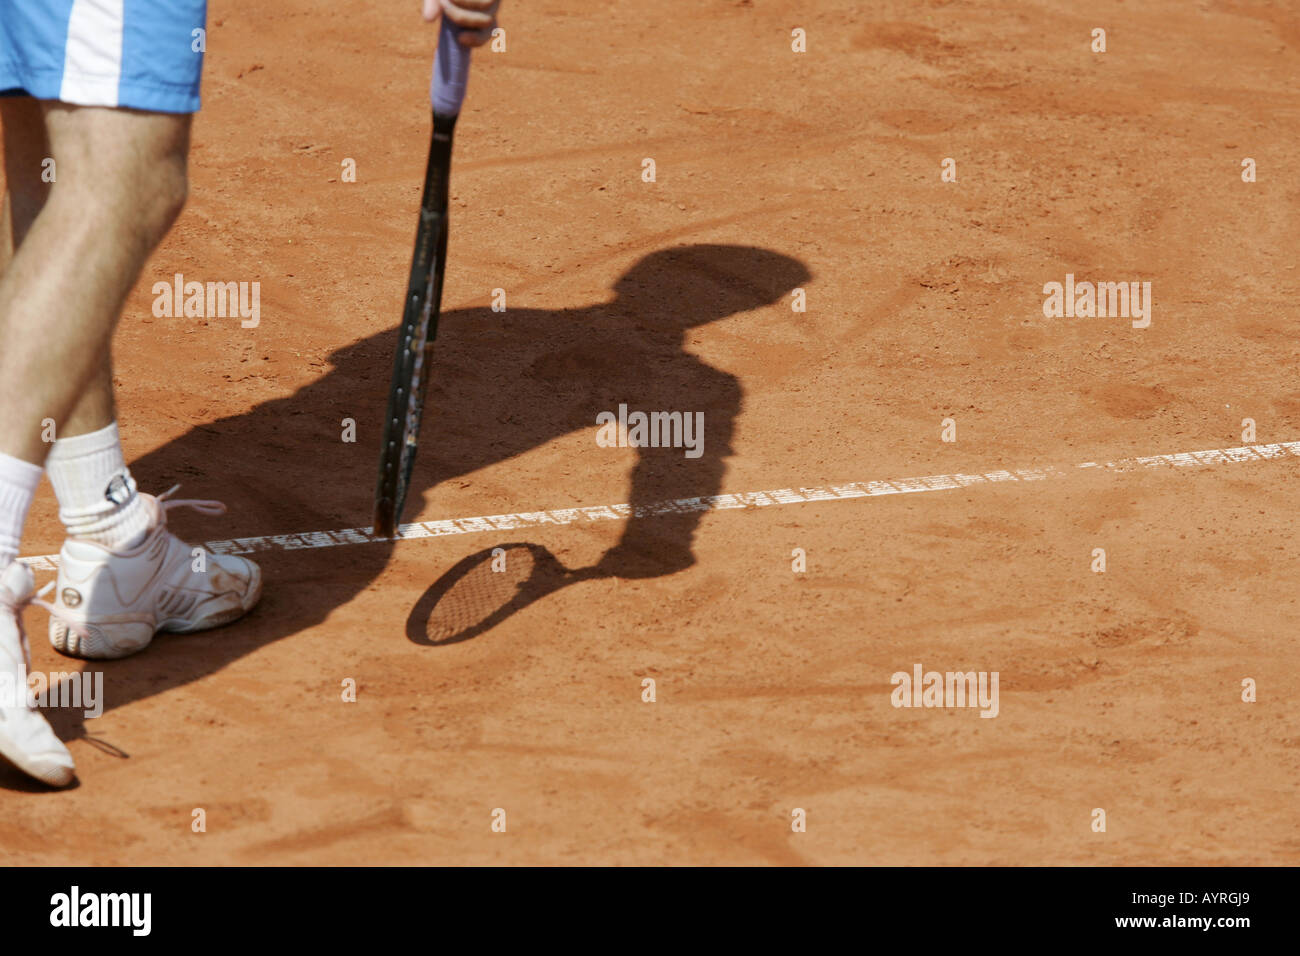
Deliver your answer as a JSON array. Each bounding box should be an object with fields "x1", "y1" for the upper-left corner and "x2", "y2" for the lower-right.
[
  {"x1": 19, "y1": 440, "x2": 1300, "y2": 571},
  {"x1": 59, "y1": 0, "x2": 126, "y2": 107}
]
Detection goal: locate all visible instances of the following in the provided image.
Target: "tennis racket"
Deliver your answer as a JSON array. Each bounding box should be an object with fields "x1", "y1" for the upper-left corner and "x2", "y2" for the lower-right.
[{"x1": 374, "y1": 17, "x2": 473, "y2": 539}]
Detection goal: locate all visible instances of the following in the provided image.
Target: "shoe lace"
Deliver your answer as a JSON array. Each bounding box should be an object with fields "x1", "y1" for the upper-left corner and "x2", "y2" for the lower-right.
[
  {"x1": 2, "y1": 576, "x2": 91, "y2": 672},
  {"x1": 156, "y1": 484, "x2": 227, "y2": 518},
  {"x1": 0, "y1": 582, "x2": 34, "y2": 672}
]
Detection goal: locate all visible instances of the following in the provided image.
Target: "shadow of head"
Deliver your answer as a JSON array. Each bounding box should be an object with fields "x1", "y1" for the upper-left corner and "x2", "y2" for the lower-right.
[
  {"x1": 609, "y1": 243, "x2": 813, "y2": 330},
  {"x1": 319, "y1": 242, "x2": 814, "y2": 368}
]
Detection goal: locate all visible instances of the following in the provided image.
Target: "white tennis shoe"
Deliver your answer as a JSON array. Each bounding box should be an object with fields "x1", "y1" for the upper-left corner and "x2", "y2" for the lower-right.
[
  {"x1": 0, "y1": 561, "x2": 76, "y2": 787},
  {"x1": 47, "y1": 486, "x2": 262, "y2": 660}
]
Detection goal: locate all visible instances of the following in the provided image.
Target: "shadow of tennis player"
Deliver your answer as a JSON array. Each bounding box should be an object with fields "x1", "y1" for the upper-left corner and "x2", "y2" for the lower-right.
[
  {"x1": 24, "y1": 244, "x2": 809, "y2": 766},
  {"x1": 420, "y1": 243, "x2": 811, "y2": 578}
]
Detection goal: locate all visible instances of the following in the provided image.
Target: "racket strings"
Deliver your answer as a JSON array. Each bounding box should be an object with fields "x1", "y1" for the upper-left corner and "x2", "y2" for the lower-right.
[{"x1": 425, "y1": 544, "x2": 539, "y2": 643}]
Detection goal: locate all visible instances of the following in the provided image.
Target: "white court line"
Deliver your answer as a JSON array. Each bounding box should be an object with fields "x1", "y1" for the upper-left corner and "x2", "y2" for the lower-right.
[{"x1": 18, "y1": 440, "x2": 1300, "y2": 571}]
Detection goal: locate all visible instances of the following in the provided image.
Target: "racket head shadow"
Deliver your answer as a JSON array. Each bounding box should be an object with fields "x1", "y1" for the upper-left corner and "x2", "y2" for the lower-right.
[{"x1": 406, "y1": 542, "x2": 584, "y2": 646}]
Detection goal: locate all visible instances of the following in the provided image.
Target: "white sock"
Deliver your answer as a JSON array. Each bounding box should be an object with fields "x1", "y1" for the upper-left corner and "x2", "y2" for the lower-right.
[
  {"x1": 0, "y1": 452, "x2": 42, "y2": 568},
  {"x1": 45, "y1": 422, "x2": 152, "y2": 551}
]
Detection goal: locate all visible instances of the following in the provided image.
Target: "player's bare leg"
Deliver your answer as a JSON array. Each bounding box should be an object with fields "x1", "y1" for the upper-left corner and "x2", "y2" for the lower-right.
[
  {"x1": 1, "y1": 100, "x2": 115, "y2": 441},
  {"x1": 0, "y1": 103, "x2": 187, "y2": 462}
]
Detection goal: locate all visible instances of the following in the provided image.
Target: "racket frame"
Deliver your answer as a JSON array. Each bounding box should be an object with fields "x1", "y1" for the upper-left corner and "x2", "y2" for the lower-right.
[{"x1": 374, "y1": 109, "x2": 459, "y2": 538}]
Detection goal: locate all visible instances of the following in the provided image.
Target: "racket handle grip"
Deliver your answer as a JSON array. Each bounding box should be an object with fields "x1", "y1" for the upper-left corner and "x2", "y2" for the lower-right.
[{"x1": 431, "y1": 16, "x2": 472, "y2": 117}]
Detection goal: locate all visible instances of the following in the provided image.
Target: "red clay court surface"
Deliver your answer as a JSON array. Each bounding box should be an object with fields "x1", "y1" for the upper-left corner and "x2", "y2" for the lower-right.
[{"x1": 2, "y1": 0, "x2": 1298, "y2": 864}]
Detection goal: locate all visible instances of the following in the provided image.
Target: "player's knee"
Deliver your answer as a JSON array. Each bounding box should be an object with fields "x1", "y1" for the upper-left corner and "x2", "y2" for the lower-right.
[
  {"x1": 48, "y1": 150, "x2": 188, "y2": 250},
  {"x1": 47, "y1": 110, "x2": 191, "y2": 247}
]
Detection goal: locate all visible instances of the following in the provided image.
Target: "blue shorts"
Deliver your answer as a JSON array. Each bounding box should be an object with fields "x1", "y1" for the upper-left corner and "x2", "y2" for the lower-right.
[{"x1": 0, "y1": 0, "x2": 207, "y2": 114}]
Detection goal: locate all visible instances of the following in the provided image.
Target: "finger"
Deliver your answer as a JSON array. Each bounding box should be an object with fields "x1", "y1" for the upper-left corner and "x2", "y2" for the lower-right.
[
  {"x1": 439, "y1": 0, "x2": 497, "y2": 31},
  {"x1": 422, "y1": 0, "x2": 439, "y2": 22},
  {"x1": 457, "y1": 25, "x2": 495, "y2": 47}
]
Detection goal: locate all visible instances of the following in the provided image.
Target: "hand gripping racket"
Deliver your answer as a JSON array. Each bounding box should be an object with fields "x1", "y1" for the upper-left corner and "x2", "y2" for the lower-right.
[{"x1": 374, "y1": 18, "x2": 472, "y2": 539}]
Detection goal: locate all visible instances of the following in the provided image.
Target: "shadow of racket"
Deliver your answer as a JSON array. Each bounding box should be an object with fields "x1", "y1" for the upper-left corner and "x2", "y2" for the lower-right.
[{"x1": 406, "y1": 542, "x2": 603, "y2": 646}]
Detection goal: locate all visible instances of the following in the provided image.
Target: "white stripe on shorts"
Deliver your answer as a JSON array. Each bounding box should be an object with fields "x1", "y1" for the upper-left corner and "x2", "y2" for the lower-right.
[{"x1": 59, "y1": 0, "x2": 126, "y2": 107}]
